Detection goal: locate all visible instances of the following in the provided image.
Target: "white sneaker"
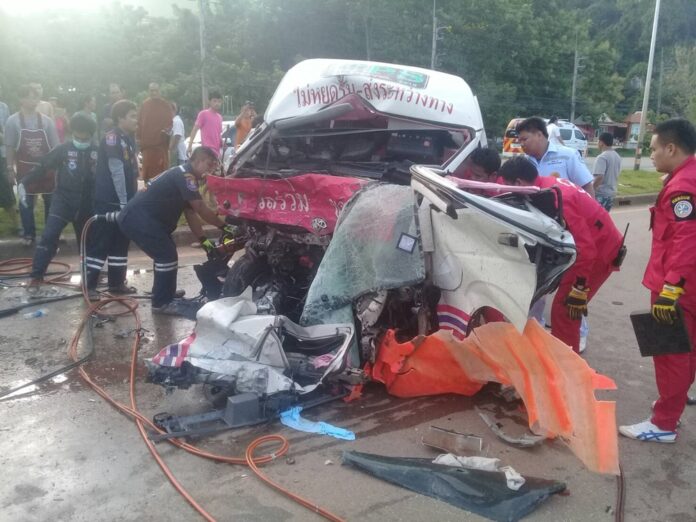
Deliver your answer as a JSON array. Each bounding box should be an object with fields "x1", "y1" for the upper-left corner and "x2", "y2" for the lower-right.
[
  {"x1": 618, "y1": 419, "x2": 677, "y2": 443},
  {"x1": 579, "y1": 336, "x2": 587, "y2": 354}
]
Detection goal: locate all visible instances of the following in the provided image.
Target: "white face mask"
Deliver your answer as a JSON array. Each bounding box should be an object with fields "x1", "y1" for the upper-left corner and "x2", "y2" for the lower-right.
[{"x1": 73, "y1": 139, "x2": 91, "y2": 150}]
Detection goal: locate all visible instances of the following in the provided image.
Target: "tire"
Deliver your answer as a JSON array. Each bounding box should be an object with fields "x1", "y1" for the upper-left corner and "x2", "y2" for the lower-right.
[
  {"x1": 222, "y1": 252, "x2": 267, "y2": 297},
  {"x1": 465, "y1": 306, "x2": 509, "y2": 336}
]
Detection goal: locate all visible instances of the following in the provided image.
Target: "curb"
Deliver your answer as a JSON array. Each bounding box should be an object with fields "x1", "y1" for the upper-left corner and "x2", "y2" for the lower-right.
[{"x1": 614, "y1": 193, "x2": 658, "y2": 207}]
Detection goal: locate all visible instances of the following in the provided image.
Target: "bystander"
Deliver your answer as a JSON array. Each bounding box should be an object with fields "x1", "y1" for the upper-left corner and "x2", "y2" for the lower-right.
[{"x1": 5, "y1": 85, "x2": 59, "y2": 245}]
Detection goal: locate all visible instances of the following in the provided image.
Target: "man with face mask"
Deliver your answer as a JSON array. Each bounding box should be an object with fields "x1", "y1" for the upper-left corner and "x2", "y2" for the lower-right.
[
  {"x1": 85, "y1": 100, "x2": 139, "y2": 297},
  {"x1": 19, "y1": 114, "x2": 98, "y2": 284}
]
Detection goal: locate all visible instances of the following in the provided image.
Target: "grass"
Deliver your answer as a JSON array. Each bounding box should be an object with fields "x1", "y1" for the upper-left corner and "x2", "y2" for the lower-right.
[
  {"x1": 0, "y1": 200, "x2": 46, "y2": 239},
  {"x1": 617, "y1": 169, "x2": 663, "y2": 196},
  {"x1": 587, "y1": 147, "x2": 641, "y2": 158}
]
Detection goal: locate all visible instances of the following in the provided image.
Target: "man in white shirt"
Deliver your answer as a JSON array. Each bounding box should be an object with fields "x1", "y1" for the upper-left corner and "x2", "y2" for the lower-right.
[
  {"x1": 169, "y1": 102, "x2": 188, "y2": 166},
  {"x1": 546, "y1": 115, "x2": 565, "y2": 146}
]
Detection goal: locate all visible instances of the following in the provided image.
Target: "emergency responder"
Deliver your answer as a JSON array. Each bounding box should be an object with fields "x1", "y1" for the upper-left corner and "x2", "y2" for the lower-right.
[
  {"x1": 499, "y1": 156, "x2": 625, "y2": 353},
  {"x1": 516, "y1": 116, "x2": 595, "y2": 197},
  {"x1": 452, "y1": 147, "x2": 501, "y2": 182},
  {"x1": 20, "y1": 113, "x2": 98, "y2": 284},
  {"x1": 85, "y1": 99, "x2": 139, "y2": 297},
  {"x1": 619, "y1": 118, "x2": 696, "y2": 443},
  {"x1": 116, "y1": 146, "x2": 232, "y2": 315},
  {"x1": 517, "y1": 116, "x2": 595, "y2": 349}
]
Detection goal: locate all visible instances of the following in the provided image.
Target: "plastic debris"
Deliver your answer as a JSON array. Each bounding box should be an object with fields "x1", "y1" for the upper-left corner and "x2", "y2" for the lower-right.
[
  {"x1": 433, "y1": 454, "x2": 500, "y2": 472},
  {"x1": 280, "y1": 406, "x2": 355, "y2": 441},
  {"x1": 343, "y1": 451, "x2": 565, "y2": 522},
  {"x1": 23, "y1": 308, "x2": 48, "y2": 319},
  {"x1": 433, "y1": 454, "x2": 526, "y2": 491},
  {"x1": 372, "y1": 320, "x2": 620, "y2": 474}
]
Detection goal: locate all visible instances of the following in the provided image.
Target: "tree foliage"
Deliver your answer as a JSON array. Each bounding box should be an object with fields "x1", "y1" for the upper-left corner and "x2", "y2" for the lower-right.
[{"x1": 0, "y1": 0, "x2": 693, "y2": 136}]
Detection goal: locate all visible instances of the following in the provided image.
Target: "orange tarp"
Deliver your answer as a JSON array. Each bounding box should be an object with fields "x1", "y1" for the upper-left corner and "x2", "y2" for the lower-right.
[{"x1": 371, "y1": 320, "x2": 619, "y2": 475}]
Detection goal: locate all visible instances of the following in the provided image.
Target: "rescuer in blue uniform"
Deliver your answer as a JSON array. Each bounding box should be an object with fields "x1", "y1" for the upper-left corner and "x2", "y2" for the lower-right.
[
  {"x1": 21, "y1": 113, "x2": 98, "y2": 283},
  {"x1": 86, "y1": 100, "x2": 139, "y2": 296},
  {"x1": 117, "y1": 146, "x2": 232, "y2": 315}
]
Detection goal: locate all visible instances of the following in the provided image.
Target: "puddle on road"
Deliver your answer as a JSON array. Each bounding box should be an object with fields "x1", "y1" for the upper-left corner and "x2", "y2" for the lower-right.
[{"x1": 1, "y1": 373, "x2": 82, "y2": 402}]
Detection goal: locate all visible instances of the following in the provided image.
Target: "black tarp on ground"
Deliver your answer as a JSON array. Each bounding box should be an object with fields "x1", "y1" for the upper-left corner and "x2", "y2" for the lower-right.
[{"x1": 342, "y1": 451, "x2": 566, "y2": 522}]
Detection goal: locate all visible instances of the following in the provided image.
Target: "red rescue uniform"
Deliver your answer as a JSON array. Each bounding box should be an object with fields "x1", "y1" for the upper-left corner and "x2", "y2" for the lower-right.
[
  {"x1": 643, "y1": 155, "x2": 696, "y2": 431},
  {"x1": 536, "y1": 176, "x2": 624, "y2": 352}
]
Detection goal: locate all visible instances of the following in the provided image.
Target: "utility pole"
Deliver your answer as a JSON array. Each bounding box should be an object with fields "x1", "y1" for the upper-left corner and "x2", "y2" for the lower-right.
[
  {"x1": 430, "y1": 0, "x2": 448, "y2": 70},
  {"x1": 634, "y1": 0, "x2": 661, "y2": 171},
  {"x1": 570, "y1": 33, "x2": 583, "y2": 123},
  {"x1": 198, "y1": 0, "x2": 208, "y2": 108},
  {"x1": 430, "y1": 0, "x2": 437, "y2": 69},
  {"x1": 656, "y1": 47, "x2": 664, "y2": 117}
]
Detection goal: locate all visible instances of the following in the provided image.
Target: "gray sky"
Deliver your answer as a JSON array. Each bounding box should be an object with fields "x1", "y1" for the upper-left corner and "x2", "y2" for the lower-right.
[{"x1": 1, "y1": 0, "x2": 189, "y2": 17}]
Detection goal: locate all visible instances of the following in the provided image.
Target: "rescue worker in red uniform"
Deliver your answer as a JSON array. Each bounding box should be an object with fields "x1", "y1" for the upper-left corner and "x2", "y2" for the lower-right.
[
  {"x1": 619, "y1": 118, "x2": 696, "y2": 443},
  {"x1": 499, "y1": 156, "x2": 624, "y2": 353}
]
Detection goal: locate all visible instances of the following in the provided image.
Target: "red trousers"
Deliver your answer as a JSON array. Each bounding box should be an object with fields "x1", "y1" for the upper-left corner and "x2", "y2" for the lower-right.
[
  {"x1": 551, "y1": 260, "x2": 615, "y2": 352},
  {"x1": 140, "y1": 146, "x2": 169, "y2": 181},
  {"x1": 650, "y1": 292, "x2": 696, "y2": 431}
]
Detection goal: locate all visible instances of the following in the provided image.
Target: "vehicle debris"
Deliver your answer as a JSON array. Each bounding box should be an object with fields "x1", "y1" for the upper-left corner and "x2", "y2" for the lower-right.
[
  {"x1": 421, "y1": 425, "x2": 483, "y2": 455},
  {"x1": 476, "y1": 408, "x2": 545, "y2": 448}
]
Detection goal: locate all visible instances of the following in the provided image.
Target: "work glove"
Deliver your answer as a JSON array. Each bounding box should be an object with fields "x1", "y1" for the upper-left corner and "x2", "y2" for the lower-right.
[
  {"x1": 199, "y1": 237, "x2": 217, "y2": 257},
  {"x1": 652, "y1": 283, "x2": 684, "y2": 325},
  {"x1": 17, "y1": 183, "x2": 28, "y2": 208},
  {"x1": 565, "y1": 282, "x2": 589, "y2": 320},
  {"x1": 219, "y1": 224, "x2": 237, "y2": 237},
  {"x1": 104, "y1": 211, "x2": 120, "y2": 223}
]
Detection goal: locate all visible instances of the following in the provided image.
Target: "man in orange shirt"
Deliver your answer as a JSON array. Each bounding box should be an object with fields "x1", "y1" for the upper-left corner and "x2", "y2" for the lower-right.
[
  {"x1": 234, "y1": 102, "x2": 256, "y2": 149},
  {"x1": 137, "y1": 82, "x2": 173, "y2": 180}
]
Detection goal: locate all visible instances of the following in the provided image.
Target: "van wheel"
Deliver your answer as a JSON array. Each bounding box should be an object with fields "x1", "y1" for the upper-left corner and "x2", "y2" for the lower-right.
[
  {"x1": 222, "y1": 252, "x2": 267, "y2": 297},
  {"x1": 466, "y1": 306, "x2": 509, "y2": 336}
]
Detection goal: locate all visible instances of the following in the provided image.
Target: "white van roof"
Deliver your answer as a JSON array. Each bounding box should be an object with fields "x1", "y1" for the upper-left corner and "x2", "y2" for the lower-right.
[{"x1": 265, "y1": 58, "x2": 484, "y2": 131}]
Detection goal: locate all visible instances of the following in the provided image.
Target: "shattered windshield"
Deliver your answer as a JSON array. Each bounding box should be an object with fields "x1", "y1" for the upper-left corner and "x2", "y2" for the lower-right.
[{"x1": 301, "y1": 183, "x2": 425, "y2": 328}]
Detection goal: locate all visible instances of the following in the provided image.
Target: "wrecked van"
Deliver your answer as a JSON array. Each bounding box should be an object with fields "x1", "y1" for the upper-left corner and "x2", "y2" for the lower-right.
[{"x1": 148, "y1": 60, "x2": 619, "y2": 473}]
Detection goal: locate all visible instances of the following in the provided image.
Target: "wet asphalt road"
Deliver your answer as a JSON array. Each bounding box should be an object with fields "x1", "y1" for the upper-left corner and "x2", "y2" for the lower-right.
[{"x1": 1, "y1": 205, "x2": 696, "y2": 522}]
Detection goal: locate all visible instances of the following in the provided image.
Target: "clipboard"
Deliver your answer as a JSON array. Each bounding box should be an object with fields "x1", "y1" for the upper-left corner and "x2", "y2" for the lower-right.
[{"x1": 630, "y1": 308, "x2": 692, "y2": 357}]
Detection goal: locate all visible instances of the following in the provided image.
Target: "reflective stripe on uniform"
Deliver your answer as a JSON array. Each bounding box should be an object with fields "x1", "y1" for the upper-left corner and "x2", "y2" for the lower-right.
[
  {"x1": 154, "y1": 261, "x2": 178, "y2": 272},
  {"x1": 85, "y1": 256, "x2": 105, "y2": 270},
  {"x1": 107, "y1": 256, "x2": 128, "y2": 267}
]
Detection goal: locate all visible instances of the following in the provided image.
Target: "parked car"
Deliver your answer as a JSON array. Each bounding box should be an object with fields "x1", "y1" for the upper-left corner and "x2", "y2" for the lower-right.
[{"x1": 503, "y1": 117, "x2": 589, "y2": 157}]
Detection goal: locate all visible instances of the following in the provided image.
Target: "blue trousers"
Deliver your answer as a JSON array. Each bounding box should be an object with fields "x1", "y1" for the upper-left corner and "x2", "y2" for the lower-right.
[
  {"x1": 85, "y1": 203, "x2": 130, "y2": 290},
  {"x1": 119, "y1": 212, "x2": 178, "y2": 307},
  {"x1": 31, "y1": 191, "x2": 92, "y2": 279}
]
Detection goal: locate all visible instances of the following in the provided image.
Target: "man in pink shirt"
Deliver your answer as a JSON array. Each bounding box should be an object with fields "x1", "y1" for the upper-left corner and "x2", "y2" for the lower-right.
[{"x1": 187, "y1": 91, "x2": 223, "y2": 157}]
